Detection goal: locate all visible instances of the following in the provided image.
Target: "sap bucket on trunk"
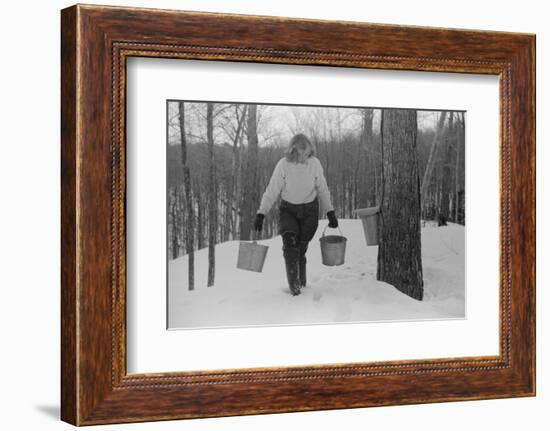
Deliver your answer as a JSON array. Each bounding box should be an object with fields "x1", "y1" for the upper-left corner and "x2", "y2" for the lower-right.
[
  {"x1": 236, "y1": 233, "x2": 269, "y2": 272},
  {"x1": 319, "y1": 226, "x2": 347, "y2": 266},
  {"x1": 354, "y1": 206, "x2": 380, "y2": 246}
]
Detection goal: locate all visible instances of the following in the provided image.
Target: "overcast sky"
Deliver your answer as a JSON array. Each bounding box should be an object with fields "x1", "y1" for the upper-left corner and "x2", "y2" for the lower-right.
[
  {"x1": 168, "y1": 101, "x2": 457, "y2": 148},
  {"x1": 261, "y1": 105, "x2": 442, "y2": 144}
]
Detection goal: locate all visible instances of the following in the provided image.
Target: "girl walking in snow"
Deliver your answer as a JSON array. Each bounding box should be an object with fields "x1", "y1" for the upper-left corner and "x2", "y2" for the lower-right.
[{"x1": 254, "y1": 133, "x2": 338, "y2": 296}]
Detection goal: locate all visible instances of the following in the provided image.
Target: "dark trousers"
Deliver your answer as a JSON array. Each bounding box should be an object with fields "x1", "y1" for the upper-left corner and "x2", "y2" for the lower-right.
[{"x1": 279, "y1": 199, "x2": 319, "y2": 289}]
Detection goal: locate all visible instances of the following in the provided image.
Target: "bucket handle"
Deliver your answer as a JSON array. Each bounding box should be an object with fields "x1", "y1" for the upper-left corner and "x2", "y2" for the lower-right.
[{"x1": 322, "y1": 224, "x2": 343, "y2": 237}]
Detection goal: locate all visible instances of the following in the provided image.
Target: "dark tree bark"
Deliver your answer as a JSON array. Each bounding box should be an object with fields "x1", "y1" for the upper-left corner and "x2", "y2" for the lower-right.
[
  {"x1": 239, "y1": 104, "x2": 259, "y2": 240},
  {"x1": 195, "y1": 181, "x2": 204, "y2": 250},
  {"x1": 206, "y1": 103, "x2": 217, "y2": 287},
  {"x1": 377, "y1": 109, "x2": 424, "y2": 300},
  {"x1": 177, "y1": 102, "x2": 194, "y2": 291},
  {"x1": 170, "y1": 187, "x2": 179, "y2": 259}
]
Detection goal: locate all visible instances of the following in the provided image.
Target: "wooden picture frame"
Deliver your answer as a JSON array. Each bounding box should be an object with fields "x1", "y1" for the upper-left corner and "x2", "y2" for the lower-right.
[{"x1": 61, "y1": 4, "x2": 535, "y2": 425}]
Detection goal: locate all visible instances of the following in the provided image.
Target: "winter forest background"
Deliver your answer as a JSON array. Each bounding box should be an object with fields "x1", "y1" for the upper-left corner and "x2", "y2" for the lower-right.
[{"x1": 167, "y1": 100, "x2": 465, "y2": 295}]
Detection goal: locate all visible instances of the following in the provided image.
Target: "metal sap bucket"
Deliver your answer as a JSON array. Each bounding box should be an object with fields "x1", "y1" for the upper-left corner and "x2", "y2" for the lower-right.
[
  {"x1": 354, "y1": 206, "x2": 380, "y2": 246},
  {"x1": 237, "y1": 234, "x2": 269, "y2": 272},
  {"x1": 319, "y1": 226, "x2": 347, "y2": 266}
]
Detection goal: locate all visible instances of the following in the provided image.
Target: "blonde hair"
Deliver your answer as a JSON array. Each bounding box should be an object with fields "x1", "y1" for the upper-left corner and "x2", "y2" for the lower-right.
[{"x1": 285, "y1": 133, "x2": 315, "y2": 163}]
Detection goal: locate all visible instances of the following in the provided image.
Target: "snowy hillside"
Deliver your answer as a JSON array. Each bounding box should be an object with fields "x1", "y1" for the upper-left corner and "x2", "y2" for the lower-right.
[{"x1": 168, "y1": 219, "x2": 465, "y2": 329}]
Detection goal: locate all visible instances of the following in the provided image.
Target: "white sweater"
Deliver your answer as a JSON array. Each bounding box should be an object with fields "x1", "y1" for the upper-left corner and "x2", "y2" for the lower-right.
[{"x1": 258, "y1": 156, "x2": 334, "y2": 215}]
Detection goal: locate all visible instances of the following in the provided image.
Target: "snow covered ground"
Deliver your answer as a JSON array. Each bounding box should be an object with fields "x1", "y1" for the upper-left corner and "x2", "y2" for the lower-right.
[{"x1": 168, "y1": 220, "x2": 465, "y2": 329}]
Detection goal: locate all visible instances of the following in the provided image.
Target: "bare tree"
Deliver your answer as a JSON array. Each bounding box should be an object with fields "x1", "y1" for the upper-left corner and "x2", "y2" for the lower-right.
[
  {"x1": 177, "y1": 102, "x2": 195, "y2": 291},
  {"x1": 420, "y1": 111, "x2": 448, "y2": 210},
  {"x1": 439, "y1": 113, "x2": 454, "y2": 224},
  {"x1": 194, "y1": 178, "x2": 205, "y2": 250},
  {"x1": 454, "y1": 112, "x2": 465, "y2": 224},
  {"x1": 206, "y1": 103, "x2": 217, "y2": 287},
  {"x1": 359, "y1": 108, "x2": 376, "y2": 206},
  {"x1": 169, "y1": 186, "x2": 179, "y2": 259},
  {"x1": 224, "y1": 104, "x2": 247, "y2": 239},
  {"x1": 239, "y1": 104, "x2": 259, "y2": 240},
  {"x1": 377, "y1": 109, "x2": 424, "y2": 300}
]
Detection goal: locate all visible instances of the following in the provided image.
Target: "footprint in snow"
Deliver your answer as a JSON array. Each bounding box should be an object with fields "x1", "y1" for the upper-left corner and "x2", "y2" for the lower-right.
[{"x1": 329, "y1": 272, "x2": 356, "y2": 281}]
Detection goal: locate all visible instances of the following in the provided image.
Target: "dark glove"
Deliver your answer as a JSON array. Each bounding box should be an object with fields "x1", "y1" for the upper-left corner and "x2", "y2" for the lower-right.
[
  {"x1": 327, "y1": 211, "x2": 338, "y2": 228},
  {"x1": 254, "y1": 213, "x2": 265, "y2": 232}
]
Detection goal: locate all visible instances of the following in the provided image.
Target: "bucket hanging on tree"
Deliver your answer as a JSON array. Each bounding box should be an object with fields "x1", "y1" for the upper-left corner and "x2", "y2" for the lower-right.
[
  {"x1": 236, "y1": 232, "x2": 269, "y2": 272},
  {"x1": 354, "y1": 206, "x2": 380, "y2": 246},
  {"x1": 319, "y1": 226, "x2": 347, "y2": 266}
]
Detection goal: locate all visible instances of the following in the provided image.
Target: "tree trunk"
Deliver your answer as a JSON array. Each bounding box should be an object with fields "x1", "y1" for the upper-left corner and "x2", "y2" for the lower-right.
[
  {"x1": 439, "y1": 114, "x2": 453, "y2": 224},
  {"x1": 196, "y1": 182, "x2": 204, "y2": 250},
  {"x1": 454, "y1": 112, "x2": 463, "y2": 223},
  {"x1": 360, "y1": 108, "x2": 375, "y2": 205},
  {"x1": 458, "y1": 113, "x2": 466, "y2": 224},
  {"x1": 177, "y1": 102, "x2": 194, "y2": 291},
  {"x1": 420, "y1": 111, "x2": 448, "y2": 211},
  {"x1": 239, "y1": 104, "x2": 259, "y2": 240},
  {"x1": 228, "y1": 105, "x2": 247, "y2": 240},
  {"x1": 206, "y1": 103, "x2": 217, "y2": 287},
  {"x1": 377, "y1": 109, "x2": 424, "y2": 300},
  {"x1": 170, "y1": 187, "x2": 179, "y2": 259}
]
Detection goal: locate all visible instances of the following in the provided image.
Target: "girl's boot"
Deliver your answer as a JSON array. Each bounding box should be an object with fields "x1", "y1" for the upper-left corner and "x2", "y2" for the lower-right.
[
  {"x1": 284, "y1": 251, "x2": 301, "y2": 296},
  {"x1": 298, "y1": 241, "x2": 308, "y2": 288},
  {"x1": 282, "y1": 232, "x2": 301, "y2": 296}
]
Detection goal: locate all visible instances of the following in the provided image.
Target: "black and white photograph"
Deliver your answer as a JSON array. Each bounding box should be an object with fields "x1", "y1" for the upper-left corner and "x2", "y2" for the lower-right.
[{"x1": 167, "y1": 100, "x2": 466, "y2": 329}]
